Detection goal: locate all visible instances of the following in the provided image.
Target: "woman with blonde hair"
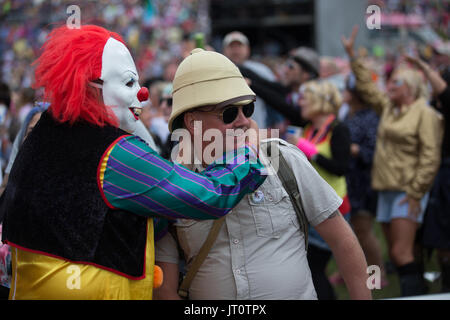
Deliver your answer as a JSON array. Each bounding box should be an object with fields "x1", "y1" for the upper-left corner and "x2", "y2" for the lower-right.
[
  {"x1": 295, "y1": 81, "x2": 351, "y2": 216},
  {"x1": 342, "y1": 26, "x2": 443, "y2": 296},
  {"x1": 288, "y1": 80, "x2": 352, "y2": 299}
]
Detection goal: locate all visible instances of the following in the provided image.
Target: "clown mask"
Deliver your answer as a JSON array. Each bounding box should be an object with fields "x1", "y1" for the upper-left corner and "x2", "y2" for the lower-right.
[{"x1": 94, "y1": 38, "x2": 148, "y2": 133}]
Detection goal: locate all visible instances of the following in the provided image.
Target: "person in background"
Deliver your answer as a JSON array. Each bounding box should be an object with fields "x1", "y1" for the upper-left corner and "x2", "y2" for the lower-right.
[
  {"x1": 286, "y1": 80, "x2": 351, "y2": 300},
  {"x1": 142, "y1": 77, "x2": 164, "y2": 116},
  {"x1": 149, "y1": 83, "x2": 173, "y2": 159},
  {"x1": 238, "y1": 46, "x2": 320, "y2": 129},
  {"x1": 0, "y1": 103, "x2": 48, "y2": 300},
  {"x1": 222, "y1": 31, "x2": 283, "y2": 129},
  {"x1": 405, "y1": 54, "x2": 450, "y2": 293},
  {"x1": 343, "y1": 26, "x2": 444, "y2": 297},
  {"x1": 140, "y1": 78, "x2": 170, "y2": 154},
  {"x1": 7, "y1": 88, "x2": 35, "y2": 146},
  {"x1": 0, "y1": 103, "x2": 49, "y2": 195},
  {"x1": 339, "y1": 73, "x2": 388, "y2": 288},
  {"x1": 0, "y1": 83, "x2": 12, "y2": 177},
  {"x1": 16, "y1": 88, "x2": 35, "y2": 124}
]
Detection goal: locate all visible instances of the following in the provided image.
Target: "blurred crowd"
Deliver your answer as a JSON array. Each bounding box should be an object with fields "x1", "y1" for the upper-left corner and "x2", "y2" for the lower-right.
[
  {"x1": 0, "y1": 0, "x2": 449, "y2": 299},
  {"x1": 0, "y1": 0, "x2": 209, "y2": 86},
  {"x1": 372, "y1": 0, "x2": 449, "y2": 38},
  {"x1": 0, "y1": 0, "x2": 209, "y2": 173}
]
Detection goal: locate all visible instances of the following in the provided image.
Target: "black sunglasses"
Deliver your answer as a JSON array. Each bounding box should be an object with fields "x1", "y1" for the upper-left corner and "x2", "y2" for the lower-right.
[
  {"x1": 198, "y1": 102, "x2": 255, "y2": 124},
  {"x1": 286, "y1": 60, "x2": 298, "y2": 70},
  {"x1": 159, "y1": 97, "x2": 173, "y2": 106}
]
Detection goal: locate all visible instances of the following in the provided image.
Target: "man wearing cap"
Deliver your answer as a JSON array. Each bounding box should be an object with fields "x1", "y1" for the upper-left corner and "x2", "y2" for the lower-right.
[
  {"x1": 154, "y1": 48, "x2": 371, "y2": 300},
  {"x1": 222, "y1": 31, "x2": 283, "y2": 128},
  {"x1": 239, "y1": 46, "x2": 320, "y2": 127}
]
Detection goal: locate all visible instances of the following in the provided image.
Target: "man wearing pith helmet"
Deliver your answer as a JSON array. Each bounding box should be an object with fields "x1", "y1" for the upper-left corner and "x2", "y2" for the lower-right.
[
  {"x1": 154, "y1": 48, "x2": 372, "y2": 300},
  {"x1": 168, "y1": 47, "x2": 258, "y2": 160}
]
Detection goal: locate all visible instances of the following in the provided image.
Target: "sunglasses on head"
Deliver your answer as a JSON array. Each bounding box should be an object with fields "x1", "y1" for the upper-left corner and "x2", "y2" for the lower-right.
[
  {"x1": 198, "y1": 102, "x2": 255, "y2": 124},
  {"x1": 391, "y1": 78, "x2": 405, "y2": 87}
]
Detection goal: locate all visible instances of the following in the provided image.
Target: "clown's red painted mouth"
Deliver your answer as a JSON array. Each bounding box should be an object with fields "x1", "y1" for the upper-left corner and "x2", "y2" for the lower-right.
[{"x1": 129, "y1": 107, "x2": 142, "y2": 121}]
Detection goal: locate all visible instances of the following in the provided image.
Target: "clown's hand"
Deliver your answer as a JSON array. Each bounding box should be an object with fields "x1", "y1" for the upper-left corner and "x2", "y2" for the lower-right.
[{"x1": 296, "y1": 138, "x2": 318, "y2": 160}]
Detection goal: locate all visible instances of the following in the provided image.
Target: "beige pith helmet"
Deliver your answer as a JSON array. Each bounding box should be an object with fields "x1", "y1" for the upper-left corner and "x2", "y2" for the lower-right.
[{"x1": 168, "y1": 48, "x2": 256, "y2": 132}]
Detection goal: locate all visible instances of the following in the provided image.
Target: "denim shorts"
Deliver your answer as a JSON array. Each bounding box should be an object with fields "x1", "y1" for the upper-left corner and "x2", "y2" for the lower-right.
[{"x1": 376, "y1": 191, "x2": 430, "y2": 224}]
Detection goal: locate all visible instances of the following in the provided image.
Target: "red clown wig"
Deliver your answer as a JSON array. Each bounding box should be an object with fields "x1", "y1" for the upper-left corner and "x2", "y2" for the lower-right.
[{"x1": 33, "y1": 25, "x2": 127, "y2": 127}]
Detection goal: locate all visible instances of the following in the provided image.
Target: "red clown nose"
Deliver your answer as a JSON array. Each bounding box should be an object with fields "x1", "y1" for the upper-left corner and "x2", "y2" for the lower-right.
[{"x1": 137, "y1": 87, "x2": 149, "y2": 102}]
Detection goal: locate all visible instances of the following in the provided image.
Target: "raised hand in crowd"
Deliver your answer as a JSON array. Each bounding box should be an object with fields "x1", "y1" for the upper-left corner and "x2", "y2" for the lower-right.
[
  {"x1": 404, "y1": 55, "x2": 447, "y2": 97},
  {"x1": 341, "y1": 25, "x2": 359, "y2": 59}
]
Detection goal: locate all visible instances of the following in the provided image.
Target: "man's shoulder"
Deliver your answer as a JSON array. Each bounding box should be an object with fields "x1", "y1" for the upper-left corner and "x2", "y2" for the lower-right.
[
  {"x1": 261, "y1": 138, "x2": 307, "y2": 156},
  {"x1": 260, "y1": 138, "x2": 309, "y2": 169},
  {"x1": 260, "y1": 138, "x2": 333, "y2": 189},
  {"x1": 260, "y1": 138, "x2": 342, "y2": 223}
]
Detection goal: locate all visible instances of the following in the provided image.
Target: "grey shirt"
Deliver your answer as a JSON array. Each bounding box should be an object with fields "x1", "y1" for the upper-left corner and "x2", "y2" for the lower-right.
[{"x1": 156, "y1": 139, "x2": 342, "y2": 299}]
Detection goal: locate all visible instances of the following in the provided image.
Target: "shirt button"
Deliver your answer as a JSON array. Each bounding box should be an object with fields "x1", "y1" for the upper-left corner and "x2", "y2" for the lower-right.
[
  {"x1": 235, "y1": 269, "x2": 241, "y2": 275},
  {"x1": 233, "y1": 239, "x2": 240, "y2": 244}
]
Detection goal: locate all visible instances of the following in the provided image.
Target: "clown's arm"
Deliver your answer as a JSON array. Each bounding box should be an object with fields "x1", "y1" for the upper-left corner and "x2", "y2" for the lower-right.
[{"x1": 98, "y1": 135, "x2": 267, "y2": 220}]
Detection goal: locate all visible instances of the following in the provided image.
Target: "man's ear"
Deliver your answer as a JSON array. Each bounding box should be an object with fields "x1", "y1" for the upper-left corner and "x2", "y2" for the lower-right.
[{"x1": 183, "y1": 112, "x2": 196, "y2": 136}]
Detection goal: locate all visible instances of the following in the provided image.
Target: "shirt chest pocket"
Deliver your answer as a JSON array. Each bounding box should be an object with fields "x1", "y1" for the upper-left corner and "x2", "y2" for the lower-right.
[{"x1": 248, "y1": 187, "x2": 298, "y2": 238}]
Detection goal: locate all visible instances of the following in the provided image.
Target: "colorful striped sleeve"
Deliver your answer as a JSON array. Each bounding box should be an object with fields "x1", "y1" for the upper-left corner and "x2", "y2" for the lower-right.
[{"x1": 98, "y1": 135, "x2": 267, "y2": 220}]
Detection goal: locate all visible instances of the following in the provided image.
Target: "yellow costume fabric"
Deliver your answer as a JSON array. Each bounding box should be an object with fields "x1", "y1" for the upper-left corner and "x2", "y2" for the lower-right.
[
  {"x1": 8, "y1": 148, "x2": 154, "y2": 300},
  {"x1": 8, "y1": 218, "x2": 154, "y2": 300}
]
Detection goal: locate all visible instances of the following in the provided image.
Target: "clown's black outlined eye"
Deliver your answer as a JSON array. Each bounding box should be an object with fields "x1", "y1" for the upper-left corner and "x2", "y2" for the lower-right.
[{"x1": 126, "y1": 79, "x2": 135, "y2": 87}]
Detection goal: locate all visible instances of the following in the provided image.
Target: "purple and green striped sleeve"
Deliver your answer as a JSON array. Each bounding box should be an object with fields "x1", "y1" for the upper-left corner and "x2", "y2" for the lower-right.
[{"x1": 98, "y1": 135, "x2": 267, "y2": 220}]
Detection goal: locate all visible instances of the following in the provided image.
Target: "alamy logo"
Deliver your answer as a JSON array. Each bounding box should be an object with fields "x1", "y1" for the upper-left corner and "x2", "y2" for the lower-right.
[
  {"x1": 366, "y1": 265, "x2": 381, "y2": 290},
  {"x1": 66, "y1": 265, "x2": 81, "y2": 290},
  {"x1": 366, "y1": 5, "x2": 381, "y2": 30},
  {"x1": 66, "y1": 5, "x2": 81, "y2": 29}
]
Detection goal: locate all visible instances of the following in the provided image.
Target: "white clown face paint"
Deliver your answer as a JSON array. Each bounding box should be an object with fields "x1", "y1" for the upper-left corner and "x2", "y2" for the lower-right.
[{"x1": 100, "y1": 38, "x2": 145, "y2": 133}]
